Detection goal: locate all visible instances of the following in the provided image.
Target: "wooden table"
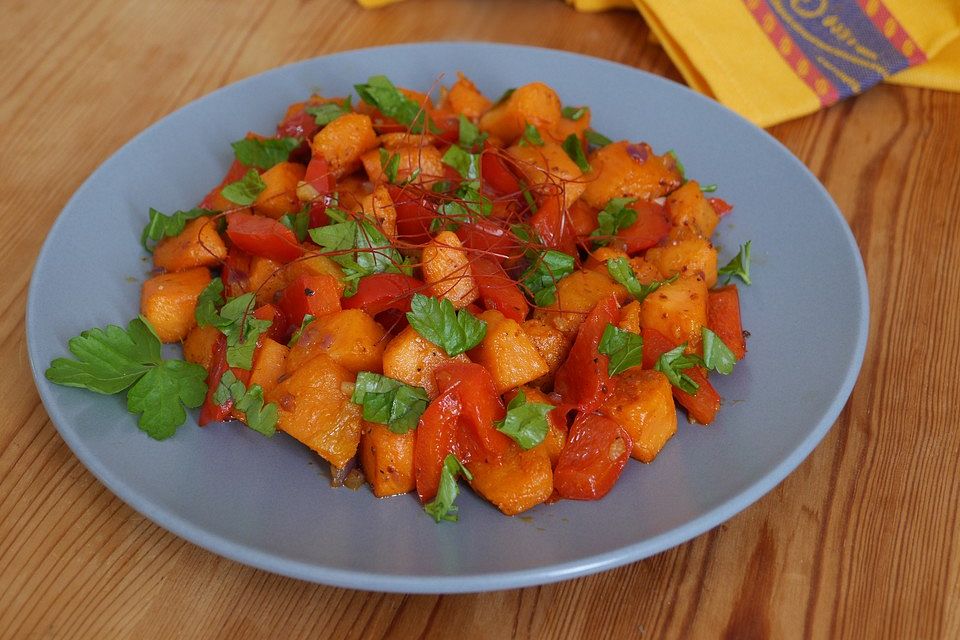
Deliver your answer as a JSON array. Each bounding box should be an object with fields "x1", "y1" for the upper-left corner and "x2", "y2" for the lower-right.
[{"x1": 3, "y1": 0, "x2": 958, "y2": 637}]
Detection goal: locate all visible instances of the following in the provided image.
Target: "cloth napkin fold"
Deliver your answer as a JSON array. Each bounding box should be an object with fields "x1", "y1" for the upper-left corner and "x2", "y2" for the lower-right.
[{"x1": 356, "y1": 0, "x2": 960, "y2": 127}]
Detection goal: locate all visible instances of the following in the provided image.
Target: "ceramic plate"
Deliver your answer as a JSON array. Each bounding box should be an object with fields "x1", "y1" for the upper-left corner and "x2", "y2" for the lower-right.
[{"x1": 27, "y1": 43, "x2": 868, "y2": 593}]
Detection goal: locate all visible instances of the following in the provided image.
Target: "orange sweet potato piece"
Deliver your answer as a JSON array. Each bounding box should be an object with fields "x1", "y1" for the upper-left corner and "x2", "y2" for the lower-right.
[
  {"x1": 581, "y1": 142, "x2": 682, "y2": 209},
  {"x1": 153, "y1": 217, "x2": 226, "y2": 273},
  {"x1": 360, "y1": 421, "x2": 416, "y2": 497},
  {"x1": 381, "y1": 325, "x2": 470, "y2": 398},
  {"x1": 268, "y1": 352, "x2": 362, "y2": 468},
  {"x1": 248, "y1": 338, "x2": 289, "y2": 396},
  {"x1": 253, "y1": 162, "x2": 306, "y2": 219},
  {"x1": 182, "y1": 324, "x2": 220, "y2": 371},
  {"x1": 247, "y1": 256, "x2": 287, "y2": 305},
  {"x1": 311, "y1": 113, "x2": 378, "y2": 178},
  {"x1": 468, "y1": 447, "x2": 553, "y2": 516},
  {"x1": 467, "y1": 310, "x2": 549, "y2": 393},
  {"x1": 546, "y1": 107, "x2": 591, "y2": 144},
  {"x1": 361, "y1": 144, "x2": 444, "y2": 185},
  {"x1": 421, "y1": 231, "x2": 480, "y2": 308},
  {"x1": 140, "y1": 267, "x2": 211, "y2": 343},
  {"x1": 532, "y1": 268, "x2": 627, "y2": 339},
  {"x1": 286, "y1": 309, "x2": 386, "y2": 374},
  {"x1": 639, "y1": 273, "x2": 708, "y2": 351},
  {"x1": 506, "y1": 142, "x2": 586, "y2": 208},
  {"x1": 444, "y1": 72, "x2": 492, "y2": 119},
  {"x1": 358, "y1": 184, "x2": 397, "y2": 240},
  {"x1": 645, "y1": 238, "x2": 719, "y2": 288},
  {"x1": 665, "y1": 180, "x2": 719, "y2": 238},
  {"x1": 514, "y1": 386, "x2": 566, "y2": 466},
  {"x1": 601, "y1": 369, "x2": 677, "y2": 462},
  {"x1": 479, "y1": 82, "x2": 562, "y2": 143},
  {"x1": 520, "y1": 319, "x2": 571, "y2": 387}
]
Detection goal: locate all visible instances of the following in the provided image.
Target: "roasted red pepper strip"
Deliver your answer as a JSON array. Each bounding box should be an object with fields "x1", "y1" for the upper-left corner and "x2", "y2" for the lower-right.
[
  {"x1": 471, "y1": 256, "x2": 529, "y2": 323},
  {"x1": 387, "y1": 184, "x2": 435, "y2": 245},
  {"x1": 253, "y1": 303, "x2": 289, "y2": 343},
  {"x1": 277, "y1": 274, "x2": 341, "y2": 326},
  {"x1": 707, "y1": 285, "x2": 746, "y2": 360},
  {"x1": 641, "y1": 327, "x2": 722, "y2": 425},
  {"x1": 226, "y1": 211, "x2": 303, "y2": 263},
  {"x1": 530, "y1": 191, "x2": 578, "y2": 257},
  {"x1": 198, "y1": 334, "x2": 252, "y2": 426},
  {"x1": 434, "y1": 362, "x2": 511, "y2": 462},
  {"x1": 457, "y1": 218, "x2": 521, "y2": 263},
  {"x1": 554, "y1": 295, "x2": 620, "y2": 411},
  {"x1": 618, "y1": 200, "x2": 671, "y2": 255},
  {"x1": 554, "y1": 412, "x2": 632, "y2": 500},
  {"x1": 708, "y1": 197, "x2": 733, "y2": 217},
  {"x1": 481, "y1": 148, "x2": 522, "y2": 195},
  {"x1": 221, "y1": 249, "x2": 252, "y2": 298},
  {"x1": 415, "y1": 390, "x2": 462, "y2": 502},
  {"x1": 341, "y1": 273, "x2": 425, "y2": 318}
]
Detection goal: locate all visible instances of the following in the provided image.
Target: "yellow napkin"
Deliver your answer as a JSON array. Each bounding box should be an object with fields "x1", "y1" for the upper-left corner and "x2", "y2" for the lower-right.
[{"x1": 357, "y1": 0, "x2": 960, "y2": 127}]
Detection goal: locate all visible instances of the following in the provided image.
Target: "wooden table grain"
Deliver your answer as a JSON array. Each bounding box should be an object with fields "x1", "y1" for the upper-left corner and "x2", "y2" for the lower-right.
[{"x1": 2, "y1": 0, "x2": 958, "y2": 637}]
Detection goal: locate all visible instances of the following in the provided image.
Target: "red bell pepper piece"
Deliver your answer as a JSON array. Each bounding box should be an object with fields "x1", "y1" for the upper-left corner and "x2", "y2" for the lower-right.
[
  {"x1": 641, "y1": 327, "x2": 722, "y2": 425},
  {"x1": 470, "y1": 257, "x2": 529, "y2": 323},
  {"x1": 386, "y1": 184, "x2": 435, "y2": 245},
  {"x1": 619, "y1": 200, "x2": 671, "y2": 255},
  {"x1": 225, "y1": 211, "x2": 304, "y2": 263},
  {"x1": 341, "y1": 273, "x2": 425, "y2": 317},
  {"x1": 221, "y1": 249, "x2": 252, "y2": 298},
  {"x1": 198, "y1": 334, "x2": 252, "y2": 426},
  {"x1": 277, "y1": 274, "x2": 341, "y2": 326},
  {"x1": 480, "y1": 148, "x2": 522, "y2": 195},
  {"x1": 708, "y1": 197, "x2": 733, "y2": 217},
  {"x1": 276, "y1": 106, "x2": 319, "y2": 140},
  {"x1": 530, "y1": 191, "x2": 578, "y2": 257},
  {"x1": 301, "y1": 156, "x2": 336, "y2": 228},
  {"x1": 707, "y1": 285, "x2": 746, "y2": 360},
  {"x1": 554, "y1": 295, "x2": 620, "y2": 411},
  {"x1": 554, "y1": 412, "x2": 632, "y2": 500},
  {"x1": 434, "y1": 363, "x2": 511, "y2": 462},
  {"x1": 253, "y1": 303, "x2": 290, "y2": 343},
  {"x1": 414, "y1": 390, "x2": 462, "y2": 502},
  {"x1": 457, "y1": 218, "x2": 521, "y2": 263}
]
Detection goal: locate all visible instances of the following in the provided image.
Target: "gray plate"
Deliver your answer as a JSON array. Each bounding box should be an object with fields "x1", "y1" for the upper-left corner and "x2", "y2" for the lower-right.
[{"x1": 27, "y1": 43, "x2": 869, "y2": 593}]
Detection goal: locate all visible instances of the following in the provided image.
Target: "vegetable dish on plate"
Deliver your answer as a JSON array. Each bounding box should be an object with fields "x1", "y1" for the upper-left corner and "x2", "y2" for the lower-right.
[{"x1": 46, "y1": 72, "x2": 752, "y2": 522}]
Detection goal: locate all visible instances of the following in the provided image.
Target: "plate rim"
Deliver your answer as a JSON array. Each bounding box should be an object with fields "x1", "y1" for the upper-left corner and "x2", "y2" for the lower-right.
[{"x1": 26, "y1": 41, "x2": 870, "y2": 593}]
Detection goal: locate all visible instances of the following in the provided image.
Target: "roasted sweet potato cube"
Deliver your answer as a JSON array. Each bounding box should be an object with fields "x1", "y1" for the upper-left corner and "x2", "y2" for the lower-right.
[
  {"x1": 153, "y1": 217, "x2": 226, "y2": 273},
  {"x1": 358, "y1": 184, "x2": 397, "y2": 240},
  {"x1": 361, "y1": 144, "x2": 444, "y2": 186},
  {"x1": 182, "y1": 324, "x2": 220, "y2": 371},
  {"x1": 421, "y1": 231, "x2": 479, "y2": 308},
  {"x1": 247, "y1": 256, "x2": 286, "y2": 305},
  {"x1": 468, "y1": 447, "x2": 553, "y2": 516},
  {"x1": 581, "y1": 142, "x2": 682, "y2": 209},
  {"x1": 268, "y1": 353, "x2": 362, "y2": 468},
  {"x1": 311, "y1": 113, "x2": 378, "y2": 178},
  {"x1": 665, "y1": 180, "x2": 719, "y2": 238},
  {"x1": 507, "y1": 141, "x2": 586, "y2": 208},
  {"x1": 360, "y1": 421, "x2": 416, "y2": 498},
  {"x1": 521, "y1": 319, "x2": 570, "y2": 386},
  {"x1": 514, "y1": 386, "x2": 566, "y2": 467},
  {"x1": 253, "y1": 162, "x2": 305, "y2": 219},
  {"x1": 479, "y1": 82, "x2": 562, "y2": 143},
  {"x1": 444, "y1": 72, "x2": 492, "y2": 119},
  {"x1": 381, "y1": 325, "x2": 470, "y2": 398},
  {"x1": 601, "y1": 369, "x2": 677, "y2": 462},
  {"x1": 640, "y1": 273, "x2": 708, "y2": 351},
  {"x1": 286, "y1": 309, "x2": 386, "y2": 374},
  {"x1": 140, "y1": 267, "x2": 211, "y2": 343},
  {"x1": 468, "y1": 310, "x2": 549, "y2": 393},
  {"x1": 286, "y1": 252, "x2": 346, "y2": 284},
  {"x1": 546, "y1": 107, "x2": 591, "y2": 144},
  {"x1": 618, "y1": 300, "x2": 642, "y2": 335},
  {"x1": 248, "y1": 338, "x2": 289, "y2": 395},
  {"x1": 646, "y1": 238, "x2": 718, "y2": 288},
  {"x1": 532, "y1": 268, "x2": 627, "y2": 339}
]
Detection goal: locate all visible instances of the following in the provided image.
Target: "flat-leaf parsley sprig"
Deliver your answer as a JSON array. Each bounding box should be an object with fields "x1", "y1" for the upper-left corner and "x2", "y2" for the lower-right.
[{"x1": 45, "y1": 316, "x2": 207, "y2": 440}]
